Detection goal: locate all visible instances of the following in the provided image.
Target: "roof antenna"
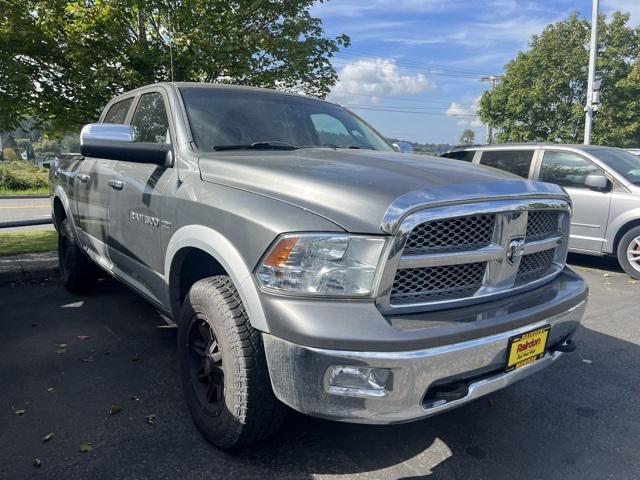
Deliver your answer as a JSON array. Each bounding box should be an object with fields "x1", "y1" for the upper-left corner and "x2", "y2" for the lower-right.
[{"x1": 168, "y1": 9, "x2": 174, "y2": 82}]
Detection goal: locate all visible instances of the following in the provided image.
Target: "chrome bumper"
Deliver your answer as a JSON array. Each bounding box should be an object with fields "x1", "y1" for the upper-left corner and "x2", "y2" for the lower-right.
[{"x1": 263, "y1": 300, "x2": 586, "y2": 424}]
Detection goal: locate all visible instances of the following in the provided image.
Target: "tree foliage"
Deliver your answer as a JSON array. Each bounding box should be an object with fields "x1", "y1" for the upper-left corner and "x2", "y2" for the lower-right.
[
  {"x1": 478, "y1": 12, "x2": 640, "y2": 147},
  {"x1": 459, "y1": 128, "x2": 475, "y2": 145},
  {"x1": 0, "y1": 0, "x2": 349, "y2": 132}
]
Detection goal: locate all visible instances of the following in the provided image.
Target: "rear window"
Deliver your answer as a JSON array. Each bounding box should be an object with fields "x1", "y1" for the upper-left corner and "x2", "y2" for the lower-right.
[
  {"x1": 479, "y1": 150, "x2": 534, "y2": 178},
  {"x1": 103, "y1": 98, "x2": 134, "y2": 124},
  {"x1": 441, "y1": 150, "x2": 475, "y2": 162}
]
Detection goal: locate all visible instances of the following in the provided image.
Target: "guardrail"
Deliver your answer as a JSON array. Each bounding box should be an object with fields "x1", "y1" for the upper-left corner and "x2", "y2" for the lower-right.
[{"x1": 0, "y1": 218, "x2": 53, "y2": 229}]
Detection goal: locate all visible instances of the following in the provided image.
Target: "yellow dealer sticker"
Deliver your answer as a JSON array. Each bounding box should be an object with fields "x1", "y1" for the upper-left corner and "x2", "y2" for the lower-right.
[{"x1": 506, "y1": 325, "x2": 551, "y2": 372}]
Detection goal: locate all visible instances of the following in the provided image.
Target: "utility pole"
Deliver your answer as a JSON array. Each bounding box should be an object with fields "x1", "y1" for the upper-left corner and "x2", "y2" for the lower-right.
[
  {"x1": 584, "y1": 0, "x2": 599, "y2": 145},
  {"x1": 481, "y1": 75, "x2": 503, "y2": 144}
]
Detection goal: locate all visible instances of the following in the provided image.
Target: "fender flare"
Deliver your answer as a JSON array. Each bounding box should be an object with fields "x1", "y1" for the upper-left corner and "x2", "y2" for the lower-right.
[
  {"x1": 52, "y1": 186, "x2": 81, "y2": 240},
  {"x1": 164, "y1": 224, "x2": 269, "y2": 332}
]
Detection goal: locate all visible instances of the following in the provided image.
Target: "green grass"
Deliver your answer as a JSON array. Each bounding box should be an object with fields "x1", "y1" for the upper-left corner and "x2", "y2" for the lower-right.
[
  {"x1": 0, "y1": 230, "x2": 58, "y2": 256},
  {"x1": 0, "y1": 187, "x2": 49, "y2": 196}
]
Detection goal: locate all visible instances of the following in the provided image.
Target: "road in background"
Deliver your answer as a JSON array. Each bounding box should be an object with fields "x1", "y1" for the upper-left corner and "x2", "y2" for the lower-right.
[
  {"x1": 0, "y1": 255, "x2": 638, "y2": 480},
  {"x1": 0, "y1": 197, "x2": 53, "y2": 232}
]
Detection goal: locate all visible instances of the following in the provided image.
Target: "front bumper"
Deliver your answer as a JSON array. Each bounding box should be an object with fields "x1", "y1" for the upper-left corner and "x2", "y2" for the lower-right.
[{"x1": 263, "y1": 299, "x2": 586, "y2": 424}]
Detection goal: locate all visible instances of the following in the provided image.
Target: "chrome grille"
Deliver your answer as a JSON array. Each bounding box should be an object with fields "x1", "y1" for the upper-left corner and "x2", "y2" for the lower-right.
[
  {"x1": 404, "y1": 215, "x2": 494, "y2": 253},
  {"x1": 526, "y1": 211, "x2": 560, "y2": 241},
  {"x1": 380, "y1": 200, "x2": 570, "y2": 312},
  {"x1": 391, "y1": 263, "x2": 486, "y2": 304},
  {"x1": 516, "y1": 248, "x2": 556, "y2": 284}
]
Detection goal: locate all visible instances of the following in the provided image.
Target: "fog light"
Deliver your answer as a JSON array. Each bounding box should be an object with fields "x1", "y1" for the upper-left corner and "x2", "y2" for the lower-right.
[{"x1": 327, "y1": 366, "x2": 392, "y2": 397}]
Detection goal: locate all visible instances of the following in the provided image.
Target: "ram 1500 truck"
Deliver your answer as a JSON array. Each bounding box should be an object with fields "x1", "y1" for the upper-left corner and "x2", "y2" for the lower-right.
[{"x1": 50, "y1": 83, "x2": 588, "y2": 449}]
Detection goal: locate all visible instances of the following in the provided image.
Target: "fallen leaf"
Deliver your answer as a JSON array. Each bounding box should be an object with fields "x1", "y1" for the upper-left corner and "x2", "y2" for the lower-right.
[
  {"x1": 78, "y1": 335, "x2": 89, "y2": 341},
  {"x1": 629, "y1": 280, "x2": 637, "y2": 285},
  {"x1": 58, "y1": 344, "x2": 68, "y2": 348},
  {"x1": 47, "y1": 387, "x2": 54, "y2": 392},
  {"x1": 79, "y1": 442, "x2": 93, "y2": 453},
  {"x1": 603, "y1": 273, "x2": 611, "y2": 277},
  {"x1": 156, "y1": 324, "x2": 177, "y2": 329},
  {"x1": 82, "y1": 356, "x2": 95, "y2": 363},
  {"x1": 130, "y1": 396, "x2": 140, "y2": 401},
  {"x1": 14, "y1": 409, "x2": 26, "y2": 415},
  {"x1": 109, "y1": 404, "x2": 123, "y2": 415},
  {"x1": 146, "y1": 414, "x2": 157, "y2": 425},
  {"x1": 33, "y1": 458, "x2": 41, "y2": 468},
  {"x1": 56, "y1": 349, "x2": 67, "y2": 354},
  {"x1": 42, "y1": 432, "x2": 54, "y2": 443},
  {"x1": 132, "y1": 353, "x2": 140, "y2": 362},
  {"x1": 582, "y1": 359, "x2": 593, "y2": 364}
]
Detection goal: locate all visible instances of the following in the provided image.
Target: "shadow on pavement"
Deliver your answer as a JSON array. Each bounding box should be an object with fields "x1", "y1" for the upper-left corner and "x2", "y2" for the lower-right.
[{"x1": 0, "y1": 277, "x2": 638, "y2": 479}]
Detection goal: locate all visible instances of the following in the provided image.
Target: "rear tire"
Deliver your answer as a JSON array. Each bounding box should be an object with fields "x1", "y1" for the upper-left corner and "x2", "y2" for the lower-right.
[
  {"x1": 58, "y1": 219, "x2": 99, "y2": 293},
  {"x1": 178, "y1": 276, "x2": 285, "y2": 450},
  {"x1": 616, "y1": 226, "x2": 640, "y2": 280}
]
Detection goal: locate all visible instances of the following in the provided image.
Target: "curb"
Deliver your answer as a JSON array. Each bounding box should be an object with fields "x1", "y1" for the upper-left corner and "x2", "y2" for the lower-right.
[
  {"x1": 0, "y1": 194, "x2": 49, "y2": 200},
  {"x1": 0, "y1": 218, "x2": 53, "y2": 229}
]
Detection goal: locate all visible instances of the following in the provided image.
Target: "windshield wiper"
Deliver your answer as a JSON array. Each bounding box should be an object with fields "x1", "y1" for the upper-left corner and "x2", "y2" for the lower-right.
[{"x1": 213, "y1": 141, "x2": 298, "y2": 151}]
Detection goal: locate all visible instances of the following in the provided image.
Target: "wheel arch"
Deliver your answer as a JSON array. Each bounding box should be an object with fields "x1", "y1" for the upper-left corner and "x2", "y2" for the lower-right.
[
  {"x1": 165, "y1": 225, "x2": 269, "y2": 332},
  {"x1": 612, "y1": 218, "x2": 640, "y2": 255}
]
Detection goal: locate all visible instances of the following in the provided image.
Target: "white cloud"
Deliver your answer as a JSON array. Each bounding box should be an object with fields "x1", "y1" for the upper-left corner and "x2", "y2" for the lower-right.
[
  {"x1": 329, "y1": 59, "x2": 436, "y2": 104},
  {"x1": 446, "y1": 96, "x2": 483, "y2": 126},
  {"x1": 602, "y1": 0, "x2": 640, "y2": 25}
]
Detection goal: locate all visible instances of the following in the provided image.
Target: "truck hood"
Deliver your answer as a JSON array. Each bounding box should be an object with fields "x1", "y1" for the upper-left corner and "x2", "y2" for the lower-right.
[{"x1": 198, "y1": 149, "x2": 567, "y2": 233}]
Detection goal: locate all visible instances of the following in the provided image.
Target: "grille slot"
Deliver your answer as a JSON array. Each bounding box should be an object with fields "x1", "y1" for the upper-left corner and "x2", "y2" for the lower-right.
[
  {"x1": 404, "y1": 215, "x2": 494, "y2": 254},
  {"x1": 526, "y1": 211, "x2": 560, "y2": 241},
  {"x1": 516, "y1": 248, "x2": 556, "y2": 284},
  {"x1": 390, "y1": 262, "x2": 486, "y2": 305}
]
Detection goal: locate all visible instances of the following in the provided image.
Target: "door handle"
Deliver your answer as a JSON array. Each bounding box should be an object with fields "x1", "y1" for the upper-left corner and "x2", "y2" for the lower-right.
[
  {"x1": 77, "y1": 174, "x2": 91, "y2": 183},
  {"x1": 109, "y1": 180, "x2": 125, "y2": 190}
]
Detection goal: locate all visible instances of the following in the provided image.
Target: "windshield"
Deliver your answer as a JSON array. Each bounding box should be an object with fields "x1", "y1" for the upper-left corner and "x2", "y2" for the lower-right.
[
  {"x1": 179, "y1": 87, "x2": 393, "y2": 152},
  {"x1": 584, "y1": 147, "x2": 640, "y2": 185}
]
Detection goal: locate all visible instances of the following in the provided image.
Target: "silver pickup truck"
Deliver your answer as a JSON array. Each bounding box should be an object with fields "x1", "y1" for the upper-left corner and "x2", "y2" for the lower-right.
[{"x1": 50, "y1": 82, "x2": 588, "y2": 449}]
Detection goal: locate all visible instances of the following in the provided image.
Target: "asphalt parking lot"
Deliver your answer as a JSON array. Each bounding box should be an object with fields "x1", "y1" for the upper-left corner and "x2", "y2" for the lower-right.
[{"x1": 1, "y1": 254, "x2": 639, "y2": 480}]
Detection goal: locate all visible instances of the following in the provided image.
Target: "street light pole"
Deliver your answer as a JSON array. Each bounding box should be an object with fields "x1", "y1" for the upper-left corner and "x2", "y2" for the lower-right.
[
  {"x1": 584, "y1": 0, "x2": 599, "y2": 145},
  {"x1": 481, "y1": 75, "x2": 503, "y2": 144}
]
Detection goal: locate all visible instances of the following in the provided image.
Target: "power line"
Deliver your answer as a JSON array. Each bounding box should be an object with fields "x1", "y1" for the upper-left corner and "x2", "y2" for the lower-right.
[
  {"x1": 343, "y1": 105, "x2": 477, "y2": 117},
  {"x1": 330, "y1": 91, "x2": 477, "y2": 107}
]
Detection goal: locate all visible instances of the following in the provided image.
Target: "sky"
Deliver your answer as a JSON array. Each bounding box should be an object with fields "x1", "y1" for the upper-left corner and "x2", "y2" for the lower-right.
[{"x1": 311, "y1": 0, "x2": 640, "y2": 145}]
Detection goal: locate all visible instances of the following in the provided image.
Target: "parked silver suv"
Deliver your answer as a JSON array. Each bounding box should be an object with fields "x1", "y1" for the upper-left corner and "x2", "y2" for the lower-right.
[{"x1": 442, "y1": 144, "x2": 640, "y2": 279}]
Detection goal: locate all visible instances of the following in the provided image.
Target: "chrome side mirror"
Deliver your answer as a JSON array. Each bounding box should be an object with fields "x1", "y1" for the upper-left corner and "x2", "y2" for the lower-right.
[
  {"x1": 79, "y1": 123, "x2": 171, "y2": 166},
  {"x1": 80, "y1": 123, "x2": 136, "y2": 143}
]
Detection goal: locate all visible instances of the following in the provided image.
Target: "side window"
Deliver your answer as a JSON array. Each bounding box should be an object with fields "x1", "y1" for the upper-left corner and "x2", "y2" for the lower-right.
[
  {"x1": 539, "y1": 151, "x2": 604, "y2": 188},
  {"x1": 130, "y1": 92, "x2": 170, "y2": 143},
  {"x1": 103, "y1": 98, "x2": 134, "y2": 124},
  {"x1": 310, "y1": 113, "x2": 355, "y2": 148},
  {"x1": 441, "y1": 150, "x2": 475, "y2": 162},
  {"x1": 479, "y1": 150, "x2": 534, "y2": 178}
]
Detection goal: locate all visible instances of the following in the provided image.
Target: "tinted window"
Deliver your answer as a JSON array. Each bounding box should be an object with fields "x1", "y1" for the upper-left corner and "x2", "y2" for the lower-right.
[
  {"x1": 179, "y1": 87, "x2": 393, "y2": 152},
  {"x1": 479, "y1": 150, "x2": 534, "y2": 178},
  {"x1": 540, "y1": 151, "x2": 604, "y2": 188},
  {"x1": 131, "y1": 92, "x2": 169, "y2": 143},
  {"x1": 103, "y1": 98, "x2": 133, "y2": 124},
  {"x1": 583, "y1": 147, "x2": 640, "y2": 185},
  {"x1": 441, "y1": 150, "x2": 475, "y2": 162}
]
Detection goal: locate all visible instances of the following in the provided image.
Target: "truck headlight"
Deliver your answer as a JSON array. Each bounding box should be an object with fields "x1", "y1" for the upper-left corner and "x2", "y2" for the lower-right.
[{"x1": 255, "y1": 233, "x2": 386, "y2": 296}]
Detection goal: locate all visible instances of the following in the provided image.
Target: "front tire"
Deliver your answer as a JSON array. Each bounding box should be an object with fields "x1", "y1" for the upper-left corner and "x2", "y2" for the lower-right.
[
  {"x1": 58, "y1": 218, "x2": 99, "y2": 293},
  {"x1": 178, "y1": 276, "x2": 285, "y2": 449},
  {"x1": 617, "y1": 226, "x2": 640, "y2": 280}
]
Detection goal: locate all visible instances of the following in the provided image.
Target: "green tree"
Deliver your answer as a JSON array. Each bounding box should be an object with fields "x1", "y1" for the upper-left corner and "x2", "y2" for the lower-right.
[
  {"x1": 0, "y1": 0, "x2": 349, "y2": 133},
  {"x1": 459, "y1": 128, "x2": 476, "y2": 145},
  {"x1": 479, "y1": 12, "x2": 640, "y2": 147},
  {"x1": 16, "y1": 138, "x2": 35, "y2": 160}
]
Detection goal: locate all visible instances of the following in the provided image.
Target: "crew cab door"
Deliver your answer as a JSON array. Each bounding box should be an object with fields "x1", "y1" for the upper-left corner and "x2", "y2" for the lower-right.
[
  {"x1": 76, "y1": 97, "x2": 134, "y2": 259},
  {"x1": 107, "y1": 90, "x2": 176, "y2": 305},
  {"x1": 536, "y1": 149, "x2": 612, "y2": 252}
]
